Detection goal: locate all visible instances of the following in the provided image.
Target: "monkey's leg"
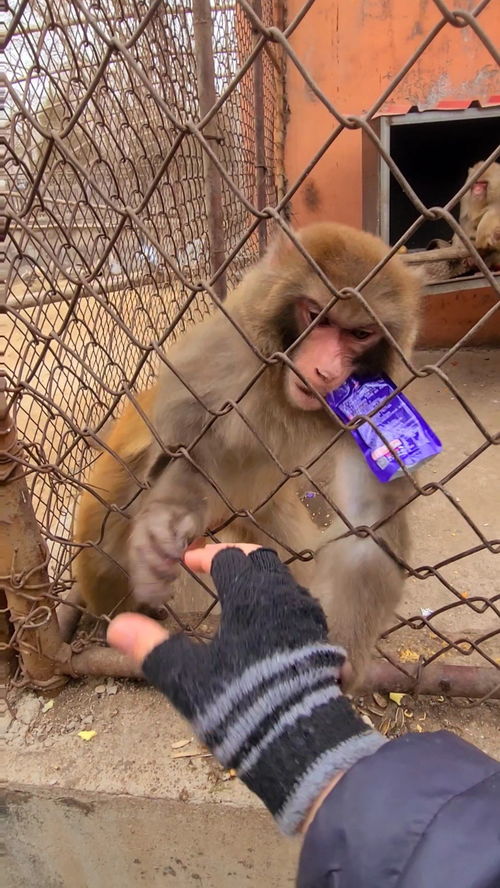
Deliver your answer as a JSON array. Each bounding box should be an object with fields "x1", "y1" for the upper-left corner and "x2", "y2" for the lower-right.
[
  {"x1": 75, "y1": 546, "x2": 134, "y2": 618},
  {"x1": 311, "y1": 444, "x2": 412, "y2": 689},
  {"x1": 74, "y1": 508, "x2": 137, "y2": 618}
]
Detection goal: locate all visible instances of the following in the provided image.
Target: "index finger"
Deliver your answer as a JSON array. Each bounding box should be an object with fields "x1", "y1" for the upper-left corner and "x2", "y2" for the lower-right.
[{"x1": 184, "y1": 542, "x2": 261, "y2": 575}]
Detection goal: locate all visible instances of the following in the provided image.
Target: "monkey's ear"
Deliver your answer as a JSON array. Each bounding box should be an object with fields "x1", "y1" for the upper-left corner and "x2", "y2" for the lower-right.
[{"x1": 260, "y1": 227, "x2": 299, "y2": 269}]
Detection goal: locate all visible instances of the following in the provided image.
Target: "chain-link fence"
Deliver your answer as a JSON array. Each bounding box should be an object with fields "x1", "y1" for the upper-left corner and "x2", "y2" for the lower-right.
[{"x1": 2, "y1": 0, "x2": 499, "y2": 700}]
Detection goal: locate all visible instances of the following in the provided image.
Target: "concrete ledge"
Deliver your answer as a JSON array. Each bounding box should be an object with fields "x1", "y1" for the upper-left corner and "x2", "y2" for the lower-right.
[
  {"x1": 4, "y1": 683, "x2": 299, "y2": 887},
  {"x1": 5, "y1": 784, "x2": 299, "y2": 888}
]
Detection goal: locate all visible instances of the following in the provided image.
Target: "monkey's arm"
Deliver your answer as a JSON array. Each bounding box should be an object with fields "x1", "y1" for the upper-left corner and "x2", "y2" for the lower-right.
[
  {"x1": 129, "y1": 315, "x2": 264, "y2": 605},
  {"x1": 128, "y1": 459, "x2": 207, "y2": 603},
  {"x1": 74, "y1": 388, "x2": 161, "y2": 614},
  {"x1": 311, "y1": 441, "x2": 412, "y2": 688},
  {"x1": 128, "y1": 390, "x2": 228, "y2": 605}
]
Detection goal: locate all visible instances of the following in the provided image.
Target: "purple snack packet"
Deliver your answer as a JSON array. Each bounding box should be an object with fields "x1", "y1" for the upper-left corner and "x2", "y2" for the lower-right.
[{"x1": 325, "y1": 374, "x2": 442, "y2": 483}]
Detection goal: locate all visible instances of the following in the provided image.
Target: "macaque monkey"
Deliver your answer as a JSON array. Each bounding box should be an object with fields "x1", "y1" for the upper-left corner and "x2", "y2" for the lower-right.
[
  {"x1": 454, "y1": 161, "x2": 500, "y2": 259},
  {"x1": 74, "y1": 222, "x2": 421, "y2": 686}
]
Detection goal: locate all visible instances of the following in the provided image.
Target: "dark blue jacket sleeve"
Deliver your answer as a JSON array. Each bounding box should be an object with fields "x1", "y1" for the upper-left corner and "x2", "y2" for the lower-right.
[{"x1": 297, "y1": 731, "x2": 500, "y2": 888}]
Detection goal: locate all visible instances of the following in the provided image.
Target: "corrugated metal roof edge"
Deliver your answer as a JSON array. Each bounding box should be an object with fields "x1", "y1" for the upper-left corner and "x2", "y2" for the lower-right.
[{"x1": 377, "y1": 95, "x2": 500, "y2": 116}]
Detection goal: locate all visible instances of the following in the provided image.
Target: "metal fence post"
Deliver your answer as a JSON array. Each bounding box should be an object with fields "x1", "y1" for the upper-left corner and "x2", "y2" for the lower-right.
[
  {"x1": 251, "y1": 0, "x2": 268, "y2": 254},
  {"x1": 0, "y1": 387, "x2": 68, "y2": 688},
  {"x1": 192, "y1": 0, "x2": 227, "y2": 300}
]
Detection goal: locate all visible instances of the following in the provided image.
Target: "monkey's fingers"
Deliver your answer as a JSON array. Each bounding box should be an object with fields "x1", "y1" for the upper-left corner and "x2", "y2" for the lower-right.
[
  {"x1": 107, "y1": 613, "x2": 169, "y2": 666},
  {"x1": 184, "y1": 542, "x2": 262, "y2": 575},
  {"x1": 131, "y1": 503, "x2": 206, "y2": 603}
]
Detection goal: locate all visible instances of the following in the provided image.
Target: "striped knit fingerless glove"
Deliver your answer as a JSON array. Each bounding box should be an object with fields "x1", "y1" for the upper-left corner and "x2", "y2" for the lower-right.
[{"x1": 142, "y1": 548, "x2": 386, "y2": 835}]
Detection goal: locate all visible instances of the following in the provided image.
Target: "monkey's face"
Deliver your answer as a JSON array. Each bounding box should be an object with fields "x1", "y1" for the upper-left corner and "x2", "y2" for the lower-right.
[
  {"x1": 470, "y1": 180, "x2": 488, "y2": 205},
  {"x1": 284, "y1": 297, "x2": 383, "y2": 412}
]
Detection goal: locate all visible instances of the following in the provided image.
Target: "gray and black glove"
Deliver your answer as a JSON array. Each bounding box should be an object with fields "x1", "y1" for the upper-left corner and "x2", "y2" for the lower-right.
[{"x1": 143, "y1": 548, "x2": 386, "y2": 834}]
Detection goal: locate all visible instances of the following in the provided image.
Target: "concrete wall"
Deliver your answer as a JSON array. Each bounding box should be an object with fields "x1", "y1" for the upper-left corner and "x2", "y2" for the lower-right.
[{"x1": 4, "y1": 786, "x2": 299, "y2": 888}]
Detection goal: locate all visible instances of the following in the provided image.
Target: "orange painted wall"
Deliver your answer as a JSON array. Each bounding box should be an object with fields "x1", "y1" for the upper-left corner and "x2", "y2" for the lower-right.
[
  {"x1": 418, "y1": 285, "x2": 500, "y2": 347},
  {"x1": 284, "y1": 0, "x2": 499, "y2": 228}
]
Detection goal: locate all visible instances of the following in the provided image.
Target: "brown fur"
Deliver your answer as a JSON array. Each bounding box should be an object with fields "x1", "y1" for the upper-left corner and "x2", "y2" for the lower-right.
[
  {"x1": 74, "y1": 222, "x2": 421, "y2": 686},
  {"x1": 74, "y1": 388, "x2": 157, "y2": 615},
  {"x1": 475, "y1": 204, "x2": 500, "y2": 268}
]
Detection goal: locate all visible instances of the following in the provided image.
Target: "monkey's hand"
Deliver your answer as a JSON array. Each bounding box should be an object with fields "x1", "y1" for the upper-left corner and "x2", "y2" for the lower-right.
[{"x1": 129, "y1": 498, "x2": 205, "y2": 605}]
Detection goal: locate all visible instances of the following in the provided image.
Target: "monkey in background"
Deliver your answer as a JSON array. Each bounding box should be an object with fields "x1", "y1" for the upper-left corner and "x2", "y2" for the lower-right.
[
  {"x1": 74, "y1": 222, "x2": 421, "y2": 687},
  {"x1": 453, "y1": 160, "x2": 500, "y2": 268}
]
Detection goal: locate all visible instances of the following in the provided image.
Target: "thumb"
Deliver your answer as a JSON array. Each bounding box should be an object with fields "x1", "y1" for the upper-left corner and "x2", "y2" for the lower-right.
[{"x1": 107, "y1": 613, "x2": 169, "y2": 667}]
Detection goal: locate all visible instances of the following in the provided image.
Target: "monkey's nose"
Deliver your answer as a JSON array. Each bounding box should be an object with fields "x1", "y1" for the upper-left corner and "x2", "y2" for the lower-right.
[{"x1": 315, "y1": 367, "x2": 333, "y2": 383}]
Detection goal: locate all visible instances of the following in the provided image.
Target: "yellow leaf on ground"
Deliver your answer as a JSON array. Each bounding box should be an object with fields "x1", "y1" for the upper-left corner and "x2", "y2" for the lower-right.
[
  {"x1": 78, "y1": 730, "x2": 97, "y2": 741},
  {"x1": 399, "y1": 649, "x2": 419, "y2": 662},
  {"x1": 389, "y1": 693, "x2": 405, "y2": 706}
]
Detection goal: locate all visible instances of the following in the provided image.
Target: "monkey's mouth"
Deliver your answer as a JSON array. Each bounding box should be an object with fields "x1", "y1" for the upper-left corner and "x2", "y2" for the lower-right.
[
  {"x1": 290, "y1": 376, "x2": 324, "y2": 410},
  {"x1": 472, "y1": 181, "x2": 487, "y2": 196},
  {"x1": 296, "y1": 380, "x2": 318, "y2": 399}
]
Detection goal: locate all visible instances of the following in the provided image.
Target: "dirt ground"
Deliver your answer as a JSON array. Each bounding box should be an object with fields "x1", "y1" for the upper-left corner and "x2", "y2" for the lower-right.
[
  {"x1": 4, "y1": 679, "x2": 260, "y2": 805},
  {"x1": 4, "y1": 676, "x2": 499, "y2": 804}
]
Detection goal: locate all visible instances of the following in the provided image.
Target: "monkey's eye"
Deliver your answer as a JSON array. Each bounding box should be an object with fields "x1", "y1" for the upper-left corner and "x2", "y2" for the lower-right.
[
  {"x1": 307, "y1": 306, "x2": 330, "y2": 327},
  {"x1": 350, "y1": 329, "x2": 373, "y2": 341}
]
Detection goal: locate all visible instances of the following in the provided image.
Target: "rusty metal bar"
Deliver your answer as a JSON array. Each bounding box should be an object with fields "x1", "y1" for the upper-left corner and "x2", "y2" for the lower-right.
[
  {"x1": 0, "y1": 386, "x2": 69, "y2": 689},
  {"x1": 6, "y1": 274, "x2": 174, "y2": 310},
  {"x1": 402, "y1": 246, "x2": 473, "y2": 283},
  {"x1": 363, "y1": 660, "x2": 500, "y2": 700},
  {"x1": 58, "y1": 645, "x2": 143, "y2": 680},
  {"x1": 272, "y1": 0, "x2": 288, "y2": 208},
  {"x1": 54, "y1": 645, "x2": 500, "y2": 700},
  {"x1": 192, "y1": 0, "x2": 227, "y2": 300},
  {"x1": 252, "y1": 0, "x2": 268, "y2": 254}
]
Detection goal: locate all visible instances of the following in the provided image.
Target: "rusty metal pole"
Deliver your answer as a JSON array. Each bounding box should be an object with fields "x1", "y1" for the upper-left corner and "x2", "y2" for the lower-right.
[
  {"x1": 51, "y1": 643, "x2": 500, "y2": 697},
  {"x1": 272, "y1": 0, "x2": 288, "y2": 209},
  {"x1": 0, "y1": 387, "x2": 69, "y2": 688},
  {"x1": 363, "y1": 659, "x2": 500, "y2": 700},
  {"x1": 192, "y1": 0, "x2": 227, "y2": 300},
  {"x1": 252, "y1": 0, "x2": 268, "y2": 255},
  {"x1": 60, "y1": 645, "x2": 143, "y2": 680}
]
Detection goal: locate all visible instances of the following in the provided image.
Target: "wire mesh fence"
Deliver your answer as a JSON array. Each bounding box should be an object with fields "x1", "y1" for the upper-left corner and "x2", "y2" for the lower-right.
[{"x1": 2, "y1": 0, "x2": 499, "y2": 699}]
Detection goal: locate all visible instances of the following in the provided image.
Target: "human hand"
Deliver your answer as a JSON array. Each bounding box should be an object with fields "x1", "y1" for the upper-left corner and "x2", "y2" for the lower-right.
[{"x1": 108, "y1": 543, "x2": 385, "y2": 834}]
